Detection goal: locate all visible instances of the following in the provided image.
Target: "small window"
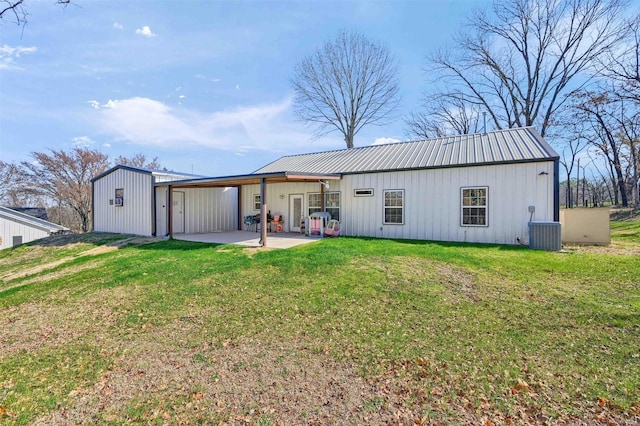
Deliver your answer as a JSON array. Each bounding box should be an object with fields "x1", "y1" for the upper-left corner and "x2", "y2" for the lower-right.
[
  {"x1": 461, "y1": 187, "x2": 488, "y2": 226},
  {"x1": 383, "y1": 189, "x2": 404, "y2": 224},
  {"x1": 253, "y1": 194, "x2": 261, "y2": 211},
  {"x1": 115, "y1": 188, "x2": 124, "y2": 207},
  {"x1": 354, "y1": 188, "x2": 374, "y2": 197}
]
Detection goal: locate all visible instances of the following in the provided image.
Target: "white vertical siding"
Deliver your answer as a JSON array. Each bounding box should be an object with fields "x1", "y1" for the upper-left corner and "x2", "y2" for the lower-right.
[
  {"x1": 180, "y1": 187, "x2": 238, "y2": 233},
  {"x1": 341, "y1": 161, "x2": 555, "y2": 245},
  {"x1": 93, "y1": 169, "x2": 154, "y2": 236},
  {"x1": 0, "y1": 218, "x2": 51, "y2": 250}
]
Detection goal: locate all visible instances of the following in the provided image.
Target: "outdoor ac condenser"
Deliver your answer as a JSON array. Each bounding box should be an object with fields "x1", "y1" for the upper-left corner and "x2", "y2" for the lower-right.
[{"x1": 528, "y1": 222, "x2": 562, "y2": 251}]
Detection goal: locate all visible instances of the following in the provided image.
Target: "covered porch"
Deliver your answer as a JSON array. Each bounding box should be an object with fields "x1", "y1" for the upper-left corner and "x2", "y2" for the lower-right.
[{"x1": 159, "y1": 171, "x2": 341, "y2": 247}]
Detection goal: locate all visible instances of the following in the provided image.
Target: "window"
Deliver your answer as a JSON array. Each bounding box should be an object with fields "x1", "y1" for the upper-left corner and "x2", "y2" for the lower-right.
[
  {"x1": 308, "y1": 192, "x2": 341, "y2": 221},
  {"x1": 308, "y1": 193, "x2": 322, "y2": 216},
  {"x1": 383, "y1": 190, "x2": 404, "y2": 224},
  {"x1": 354, "y1": 188, "x2": 374, "y2": 197},
  {"x1": 253, "y1": 194, "x2": 261, "y2": 211},
  {"x1": 325, "y1": 192, "x2": 340, "y2": 221},
  {"x1": 115, "y1": 188, "x2": 124, "y2": 207},
  {"x1": 461, "y1": 187, "x2": 488, "y2": 226}
]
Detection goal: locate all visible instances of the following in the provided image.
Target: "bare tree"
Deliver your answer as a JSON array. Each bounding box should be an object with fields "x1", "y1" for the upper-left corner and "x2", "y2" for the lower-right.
[
  {"x1": 0, "y1": 160, "x2": 17, "y2": 205},
  {"x1": 291, "y1": 29, "x2": 400, "y2": 149},
  {"x1": 406, "y1": 96, "x2": 484, "y2": 139},
  {"x1": 570, "y1": 89, "x2": 635, "y2": 207},
  {"x1": 114, "y1": 153, "x2": 164, "y2": 170},
  {"x1": 1, "y1": 0, "x2": 70, "y2": 26},
  {"x1": 418, "y1": 0, "x2": 628, "y2": 138},
  {"x1": 19, "y1": 147, "x2": 109, "y2": 232}
]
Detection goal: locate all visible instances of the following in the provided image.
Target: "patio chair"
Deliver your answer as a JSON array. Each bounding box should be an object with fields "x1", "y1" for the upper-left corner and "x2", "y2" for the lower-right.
[{"x1": 243, "y1": 215, "x2": 256, "y2": 231}]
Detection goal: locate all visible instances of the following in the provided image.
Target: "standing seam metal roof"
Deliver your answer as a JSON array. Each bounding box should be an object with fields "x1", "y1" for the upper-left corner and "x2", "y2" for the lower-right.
[{"x1": 255, "y1": 127, "x2": 558, "y2": 175}]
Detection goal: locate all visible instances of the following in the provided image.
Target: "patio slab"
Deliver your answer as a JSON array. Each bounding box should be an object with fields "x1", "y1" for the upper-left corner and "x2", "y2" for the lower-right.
[{"x1": 173, "y1": 231, "x2": 321, "y2": 249}]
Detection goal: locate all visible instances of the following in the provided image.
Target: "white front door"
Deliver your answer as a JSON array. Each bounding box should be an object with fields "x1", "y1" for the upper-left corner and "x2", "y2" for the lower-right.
[
  {"x1": 172, "y1": 191, "x2": 185, "y2": 234},
  {"x1": 289, "y1": 194, "x2": 303, "y2": 233}
]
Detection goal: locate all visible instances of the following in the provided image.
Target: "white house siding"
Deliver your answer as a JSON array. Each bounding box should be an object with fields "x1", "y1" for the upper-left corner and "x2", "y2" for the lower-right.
[
  {"x1": 340, "y1": 161, "x2": 555, "y2": 245},
  {"x1": 93, "y1": 169, "x2": 154, "y2": 236},
  {"x1": 179, "y1": 187, "x2": 238, "y2": 234},
  {"x1": 155, "y1": 187, "x2": 237, "y2": 236},
  {"x1": 0, "y1": 218, "x2": 51, "y2": 249}
]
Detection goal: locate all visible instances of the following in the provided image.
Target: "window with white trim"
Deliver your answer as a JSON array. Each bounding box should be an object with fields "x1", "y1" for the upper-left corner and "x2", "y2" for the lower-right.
[
  {"x1": 461, "y1": 187, "x2": 488, "y2": 226},
  {"x1": 253, "y1": 194, "x2": 261, "y2": 211},
  {"x1": 308, "y1": 192, "x2": 341, "y2": 221},
  {"x1": 383, "y1": 189, "x2": 404, "y2": 224},
  {"x1": 325, "y1": 192, "x2": 340, "y2": 221}
]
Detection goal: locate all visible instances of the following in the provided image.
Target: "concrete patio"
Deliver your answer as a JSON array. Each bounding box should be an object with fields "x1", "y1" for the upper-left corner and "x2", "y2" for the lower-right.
[{"x1": 173, "y1": 231, "x2": 320, "y2": 249}]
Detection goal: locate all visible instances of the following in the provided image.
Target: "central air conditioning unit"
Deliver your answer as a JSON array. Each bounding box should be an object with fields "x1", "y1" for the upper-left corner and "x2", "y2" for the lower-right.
[{"x1": 528, "y1": 222, "x2": 562, "y2": 251}]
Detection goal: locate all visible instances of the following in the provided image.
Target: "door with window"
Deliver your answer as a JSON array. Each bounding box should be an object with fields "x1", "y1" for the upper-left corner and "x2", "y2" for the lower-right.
[
  {"x1": 172, "y1": 191, "x2": 185, "y2": 234},
  {"x1": 289, "y1": 194, "x2": 303, "y2": 232}
]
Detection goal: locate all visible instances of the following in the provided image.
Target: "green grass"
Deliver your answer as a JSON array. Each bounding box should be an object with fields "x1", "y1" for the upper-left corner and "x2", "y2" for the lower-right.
[{"x1": 0, "y1": 225, "x2": 639, "y2": 423}]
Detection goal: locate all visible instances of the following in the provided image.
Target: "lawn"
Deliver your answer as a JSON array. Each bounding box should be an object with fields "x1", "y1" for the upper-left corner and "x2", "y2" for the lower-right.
[{"x1": 0, "y1": 224, "x2": 639, "y2": 425}]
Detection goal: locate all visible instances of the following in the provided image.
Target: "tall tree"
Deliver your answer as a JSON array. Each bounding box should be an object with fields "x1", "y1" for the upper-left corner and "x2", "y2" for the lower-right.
[
  {"x1": 412, "y1": 0, "x2": 628, "y2": 138},
  {"x1": 19, "y1": 147, "x2": 109, "y2": 232},
  {"x1": 0, "y1": 0, "x2": 70, "y2": 26},
  {"x1": 114, "y1": 153, "x2": 164, "y2": 170},
  {"x1": 405, "y1": 96, "x2": 484, "y2": 139},
  {"x1": 0, "y1": 160, "x2": 17, "y2": 205},
  {"x1": 291, "y1": 29, "x2": 400, "y2": 149}
]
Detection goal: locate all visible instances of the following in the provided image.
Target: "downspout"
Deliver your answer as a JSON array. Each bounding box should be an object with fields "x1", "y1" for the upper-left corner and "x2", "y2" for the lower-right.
[
  {"x1": 151, "y1": 177, "x2": 157, "y2": 236},
  {"x1": 554, "y1": 159, "x2": 560, "y2": 222},
  {"x1": 168, "y1": 185, "x2": 173, "y2": 238}
]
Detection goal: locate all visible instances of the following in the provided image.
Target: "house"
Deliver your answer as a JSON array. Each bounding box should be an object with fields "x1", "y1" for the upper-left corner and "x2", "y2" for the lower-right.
[
  {"x1": 91, "y1": 127, "x2": 559, "y2": 247},
  {"x1": 0, "y1": 206, "x2": 69, "y2": 250}
]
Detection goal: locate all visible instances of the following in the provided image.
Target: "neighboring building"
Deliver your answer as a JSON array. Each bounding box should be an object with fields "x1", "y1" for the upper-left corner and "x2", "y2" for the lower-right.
[
  {"x1": 0, "y1": 206, "x2": 69, "y2": 250},
  {"x1": 91, "y1": 127, "x2": 560, "y2": 246}
]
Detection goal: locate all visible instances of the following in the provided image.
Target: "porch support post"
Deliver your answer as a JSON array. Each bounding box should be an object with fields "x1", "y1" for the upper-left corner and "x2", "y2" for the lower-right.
[
  {"x1": 237, "y1": 186, "x2": 243, "y2": 231},
  {"x1": 260, "y1": 178, "x2": 267, "y2": 247},
  {"x1": 320, "y1": 182, "x2": 326, "y2": 212},
  {"x1": 168, "y1": 185, "x2": 173, "y2": 238}
]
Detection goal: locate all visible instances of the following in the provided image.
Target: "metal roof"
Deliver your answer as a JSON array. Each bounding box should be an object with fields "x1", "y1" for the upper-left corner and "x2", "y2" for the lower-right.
[
  {"x1": 154, "y1": 171, "x2": 341, "y2": 188},
  {"x1": 255, "y1": 127, "x2": 558, "y2": 175},
  {"x1": 0, "y1": 206, "x2": 69, "y2": 233},
  {"x1": 91, "y1": 164, "x2": 203, "y2": 183}
]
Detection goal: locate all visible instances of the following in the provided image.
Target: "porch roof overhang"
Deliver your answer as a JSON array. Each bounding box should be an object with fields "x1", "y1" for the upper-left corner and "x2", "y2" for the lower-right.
[{"x1": 155, "y1": 171, "x2": 342, "y2": 188}]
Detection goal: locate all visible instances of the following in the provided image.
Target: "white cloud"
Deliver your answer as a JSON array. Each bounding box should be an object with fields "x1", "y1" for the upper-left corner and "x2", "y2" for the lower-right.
[
  {"x1": 178, "y1": 95, "x2": 186, "y2": 99},
  {"x1": 0, "y1": 45, "x2": 37, "y2": 70},
  {"x1": 135, "y1": 26, "x2": 157, "y2": 37},
  {"x1": 235, "y1": 84, "x2": 240, "y2": 90},
  {"x1": 91, "y1": 96, "x2": 341, "y2": 154},
  {"x1": 87, "y1": 100, "x2": 100, "y2": 109},
  {"x1": 103, "y1": 143, "x2": 111, "y2": 148},
  {"x1": 72, "y1": 136, "x2": 95, "y2": 147},
  {"x1": 372, "y1": 137, "x2": 401, "y2": 145},
  {"x1": 113, "y1": 22, "x2": 124, "y2": 30}
]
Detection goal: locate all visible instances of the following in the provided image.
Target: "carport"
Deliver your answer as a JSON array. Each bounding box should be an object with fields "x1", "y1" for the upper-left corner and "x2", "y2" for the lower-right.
[{"x1": 157, "y1": 172, "x2": 341, "y2": 247}]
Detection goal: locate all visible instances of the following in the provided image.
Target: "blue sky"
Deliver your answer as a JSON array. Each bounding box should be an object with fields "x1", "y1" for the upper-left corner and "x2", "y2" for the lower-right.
[{"x1": 1, "y1": 0, "x2": 489, "y2": 176}]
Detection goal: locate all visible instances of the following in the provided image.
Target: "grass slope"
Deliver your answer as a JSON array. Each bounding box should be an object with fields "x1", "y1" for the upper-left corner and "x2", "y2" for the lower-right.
[{"x1": 0, "y1": 227, "x2": 639, "y2": 425}]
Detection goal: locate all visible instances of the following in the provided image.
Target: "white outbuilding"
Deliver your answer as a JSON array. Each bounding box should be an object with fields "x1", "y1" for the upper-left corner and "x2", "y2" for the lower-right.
[
  {"x1": 91, "y1": 165, "x2": 238, "y2": 236},
  {"x1": 0, "y1": 206, "x2": 69, "y2": 250}
]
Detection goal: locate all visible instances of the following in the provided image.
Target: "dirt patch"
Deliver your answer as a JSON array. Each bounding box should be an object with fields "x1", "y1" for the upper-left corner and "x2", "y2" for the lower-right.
[
  {"x1": 0, "y1": 286, "x2": 139, "y2": 362},
  {"x1": 562, "y1": 243, "x2": 640, "y2": 256},
  {"x1": 435, "y1": 263, "x2": 479, "y2": 302},
  {"x1": 35, "y1": 320, "x2": 418, "y2": 425}
]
